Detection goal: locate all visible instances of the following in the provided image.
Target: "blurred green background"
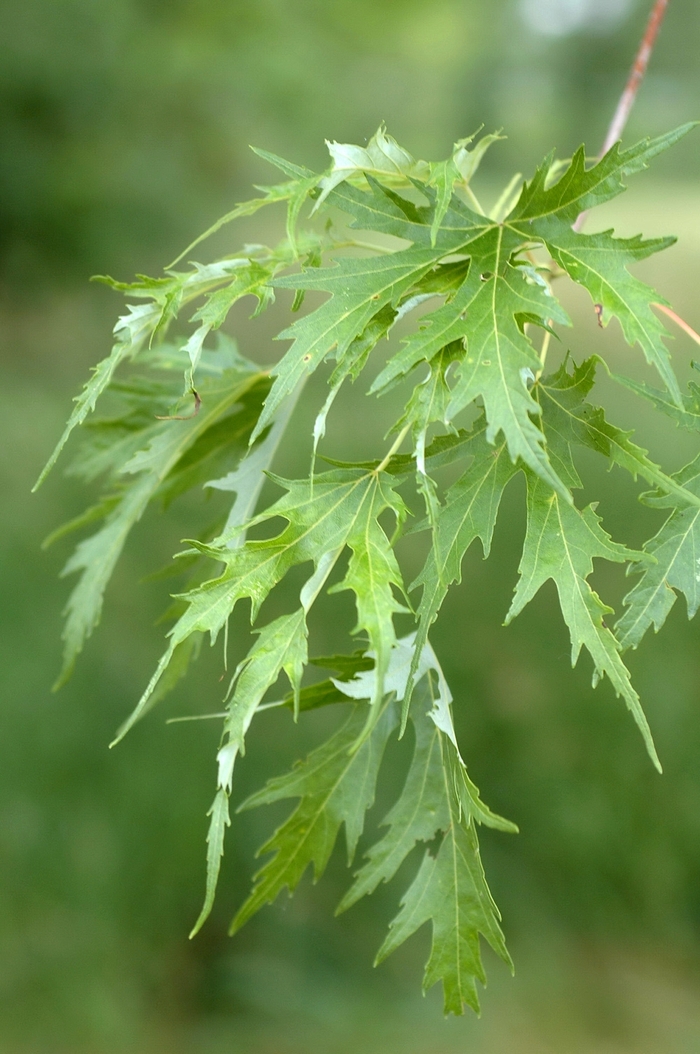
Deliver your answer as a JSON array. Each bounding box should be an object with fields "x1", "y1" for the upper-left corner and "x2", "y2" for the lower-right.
[{"x1": 4, "y1": 0, "x2": 700, "y2": 1051}]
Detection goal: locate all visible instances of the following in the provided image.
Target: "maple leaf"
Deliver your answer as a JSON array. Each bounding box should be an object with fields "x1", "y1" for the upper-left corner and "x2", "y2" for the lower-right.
[
  {"x1": 190, "y1": 607, "x2": 309, "y2": 937},
  {"x1": 115, "y1": 467, "x2": 407, "y2": 743},
  {"x1": 375, "y1": 784, "x2": 508, "y2": 1015},
  {"x1": 597, "y1": 366, "x2": 700, "y2": 650},
  {"x1": 230, "y1": 701, "x2": 398, "y2": 934},
  {"x1": 251, "y1": 246, "x2": 450, "y2": 441},
  {"x1": 506, "y1": 472, "x2": 660, "y2": 770},
  {"x1": 507, "y1": 127, "x2": 695, "y2": 401},
  {"x1": 34, "y1": 302, "x2": 160, "y2": 489},
  {"x1": 404, "y1": 422, "x2": 519, "y2": 722},
  {"x1": 45, "y1": 349, "x2": 268, "y2": 685},
  {"x1": 536, "y1": 357, "x2": 700, "y2": 508},
  {"x1": 236, "y1": 638, "x2": 514, "y2": 1015},
  {"x1": 616, "y1": 456, "x2": 700, "y2": 650}
]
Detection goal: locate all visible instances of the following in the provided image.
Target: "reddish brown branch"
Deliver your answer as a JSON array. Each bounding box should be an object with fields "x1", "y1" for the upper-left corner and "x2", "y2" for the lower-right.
[
  {"x1": 600, "y1": 0, "x2": 669, "y2": 156},
  {"x1": 574, "y1": 0, "x2": 670, "y2": 232},
  {"x1": 653, "y1": 302, "x2": 700, "y2": 349}
]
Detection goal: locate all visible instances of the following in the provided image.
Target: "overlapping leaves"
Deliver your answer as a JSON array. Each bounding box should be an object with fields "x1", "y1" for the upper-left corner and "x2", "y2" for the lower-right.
[
  {"x1": 43, "y1": 340, "x2": 269, "y2": 684},
  {"x1": 236, "y1": 639, "x2": 515, "y2": 1015},
  {"x1": 39, "y1": 122, "x2": 700, "y2": 1016}
]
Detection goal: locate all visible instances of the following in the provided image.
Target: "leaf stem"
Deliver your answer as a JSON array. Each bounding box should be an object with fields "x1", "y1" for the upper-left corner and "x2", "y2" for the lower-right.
[
  {"x1": 333, "y1": 238, "x2": 397, "y2": 255},
  {"x1": 462, "y1": 183, "x2": 485, "y2": 216},
  {"x1": 489, "y1": 173, "x2": 522, "y2": 222},
  {"x1": 167, "y1": 712, "x2": 228, "y2": 723},
  {"x1": 536, "y1": 326, "x2": 552, "y2": 379},
  {"x1": 375, "y1": 423, "x2": 411, "y2": 474}
]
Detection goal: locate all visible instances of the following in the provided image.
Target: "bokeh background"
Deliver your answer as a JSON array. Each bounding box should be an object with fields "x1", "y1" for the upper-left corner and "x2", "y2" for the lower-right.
[{"x1": 3, "y1": 1, "x2": 700, "y2": 1051}]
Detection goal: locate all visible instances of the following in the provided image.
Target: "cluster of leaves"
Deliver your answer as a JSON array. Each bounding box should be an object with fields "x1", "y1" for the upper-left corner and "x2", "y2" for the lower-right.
[{"x1": 38, "y1": 123, "x2": 700, "y2": 1014}]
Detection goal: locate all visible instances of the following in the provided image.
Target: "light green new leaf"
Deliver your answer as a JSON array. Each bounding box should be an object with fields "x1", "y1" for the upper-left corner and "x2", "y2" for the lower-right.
[
  {"x1": 506, "y1": 473, "x2": 660, "y2": 770},
  {"x1": 315, "y1": 125, "x2": 428, "y2": 208},
  {"x1": 426, "y1": 132, "x2": 503, "y2": 244}
]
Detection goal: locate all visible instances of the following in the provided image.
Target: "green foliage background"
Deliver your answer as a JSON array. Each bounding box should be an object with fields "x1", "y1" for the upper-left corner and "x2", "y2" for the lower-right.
[{"x1": 3, "y1": 0, "x2": 700, "y2": 1050}]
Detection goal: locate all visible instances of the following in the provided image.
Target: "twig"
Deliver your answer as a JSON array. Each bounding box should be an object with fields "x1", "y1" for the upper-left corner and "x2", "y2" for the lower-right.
[
  {"x1": 574, "y1": 0, "x2": 670, "y2": 232},
  {"x1": 601, "y1": 0, "x2": 669, "y2": 155},
  {"x1": 653, "y1": 302, "x2": 700, "y2": 349}
]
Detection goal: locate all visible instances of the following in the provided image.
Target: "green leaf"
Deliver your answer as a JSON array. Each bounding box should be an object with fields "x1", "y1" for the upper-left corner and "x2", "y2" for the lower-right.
[
  {"x1": 116, "y1": 468, "x2": 407, "y2": 742},
  {"x1": 34, "y1": 302, "x2": 161, "y2": 489},
  {"x1": 616, "y1": 455, "x2": 700, "y2": 650},
  {"x1": 252, "y1": 246, "x2": 448, "y2": 441},
  {"x1": 42, "y1": 123, "x2": 697, "y2": 1010},
  {"x1": 510, "y1": 126, "x2": 696, "y2": 226},
  {"x1": 534, "y1": 226, "x2": 680, "y2": 401},
  {"x1": 351, "y1": 672, "x2": 513, "y2": 1016},
  {"x1": 190, "y1": 608, "x2": 309, "y2": 937},
  {"x1": 54, "y1": 365, "x2": 265, "y2": 686},
  {"x1": 506, "y1": 472, "x2": 660, "y2": 770},
  {"x1": 537, "y1": 357, "x2": 700, "y2": 508},
  {"x1": 207, "y1": 381, "x2": 304, "y2": 539},
  {"x1": 388, "y1": 228, "x2": 569, "y2": 494},
  {"x1": 312, "y1": 305, "x2": 398, "y2": 460},
  {"x1": 189, "y1": 787, "x2": 230, "y2": 939},
  {"x1": 230, "y1": 701, "x2": 397, "y2": 934},
  {"x1": 166, "y1": 174, "x2": 314, "y2": 270},
  {"x1": 392, "y1": 344, "x2": 461, "y2": 473},
  {"x1": 275, "y1": 650, "x2": 377, "y2": 713},
  {"x1": 405, "y1": 423, "x2": 519, "y2": 722},
  {"x1": 610, "y1": 369, "x2": 700, "y2": 432},
  {"x1": 376, "y1": 798, "x2": 508, "y2": 1016}
]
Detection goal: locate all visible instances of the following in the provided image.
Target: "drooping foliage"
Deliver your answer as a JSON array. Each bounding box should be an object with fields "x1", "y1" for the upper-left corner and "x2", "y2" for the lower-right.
[{"x1": 38, "y1": 123, "x2": 700, "y2": 1014}]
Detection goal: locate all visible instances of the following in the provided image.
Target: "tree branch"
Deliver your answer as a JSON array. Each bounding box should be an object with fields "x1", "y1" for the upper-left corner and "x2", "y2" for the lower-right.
[
  {"x1": 574, "y1": 0, "x2": 670, "y2": 231},
  {"x1": 601, "y1": 0, "x2": 669, "y2": 156}
]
